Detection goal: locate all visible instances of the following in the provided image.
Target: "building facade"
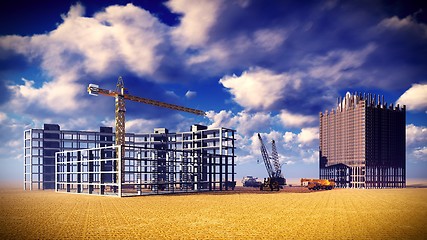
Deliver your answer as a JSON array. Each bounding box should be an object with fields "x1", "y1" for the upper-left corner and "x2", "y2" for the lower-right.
[
  {"x1": 24, "y1": 124, "x2": 236, "y2": 195},
  {"x1": 319, "y1": 92, "x2": 406, "y2": 188}
]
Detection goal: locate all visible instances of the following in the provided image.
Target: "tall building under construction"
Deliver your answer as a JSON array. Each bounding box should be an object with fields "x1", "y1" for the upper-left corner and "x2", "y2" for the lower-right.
[{"x1": 319, "y1": 92, "x2": 406, "y2": 188}]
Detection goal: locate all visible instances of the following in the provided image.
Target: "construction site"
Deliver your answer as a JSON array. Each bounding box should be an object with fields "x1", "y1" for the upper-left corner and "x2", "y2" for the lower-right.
[
  {"x1": 24, "y1": 77, "x2": 236, "y2": 196},
  {"x1": 24, "y1": 78, "x2": 407, "y2": 196}
]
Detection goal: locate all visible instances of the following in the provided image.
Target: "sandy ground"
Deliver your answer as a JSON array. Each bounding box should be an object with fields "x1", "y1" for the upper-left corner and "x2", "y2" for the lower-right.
[{"x1": 0, "y1": 185, "x2": 426, "y2": 239}]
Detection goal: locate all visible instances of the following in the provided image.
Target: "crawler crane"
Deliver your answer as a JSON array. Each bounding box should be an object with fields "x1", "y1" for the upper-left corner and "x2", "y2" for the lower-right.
[
  {"x1": 87, "y1": 77, "x2": 205, "y2": 184},
  {"x1": 257, "y1": 134, "x2": 286, "y2": 191}
]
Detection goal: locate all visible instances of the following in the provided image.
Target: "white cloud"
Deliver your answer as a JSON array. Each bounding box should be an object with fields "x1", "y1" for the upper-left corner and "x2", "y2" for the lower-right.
[
  {"x1": 396, "y1": 83, "x2": 427, "y2": 111},
  {"x1": 413, "y1": 147, "x2": 427, "y2": 160},
  {"x1": 254, "y1": 28, "x2": 287, "y2": 51},
  {"x1": 249, "y1": 130, "x2": 285, "y2": 161},
  {"x1": 283, "y1": 131, "x2": 296, "y2": 143},
  {"x1": 302, "y1": 150, "x2": 319, "y2": 164},
  {"x1": 0, "y1": 112, "x2": 6, "y2": 123},
  {"x1": 186, "y1": 27, "x2": 287, "y2": 68},
  {"x1": 250, "y1": 129, "x2": 319, "y2": 166},
  {"x1": 297, "y1": 127, "x2": 319, "y2": 145},
  {"x1": 219, "y1": 67, "x2": 301, "y2": 110},
  {"x1": 206, "y1": 110, "x2": 234, "y2": 128},
  {"x1": 7, "y1": 77, "x2": 84, "y2": 115},
  {"x1": 60, "y1": 117, "x2": 93, "y2": 131},
  {"x1": 307, "y1": 44, "x2": 376, "y2": 83},
  {"x1": 185, "y1": 90, "x2": 197, "y2": 99},
  {"x1": 279, "y1": 110, "x2": 317, "y2": 128},
  {"x1": 0, "y1": 3, "x2": 169, "y2": 115},
  {"x1": 165, "y1": 90, "x2": 179, "y2": 98},
  {"x1": 1, "y1": 3, "x2": 166, "y2": 77},
  {"x1": 378, "y1": 15, "x2": 427, "y2": 38},
  {"x1": 406, "y1": 124, "x2": 427, "y2": 162},
  {"x1": 406, "y1": 124, "x2": 427, "y2": 146},
  {"x1": 167, "y1": 0, "x2": 222, "y2": 48},
  {"x1": 126, "y1": 118, "x2": 162, "y2": 133},
  {"x1": 206, "y1": 110, "x2": 271, "y2": 135},
  {"x1": 101, "y1": 115, "x2": 189, "y2": 134}
]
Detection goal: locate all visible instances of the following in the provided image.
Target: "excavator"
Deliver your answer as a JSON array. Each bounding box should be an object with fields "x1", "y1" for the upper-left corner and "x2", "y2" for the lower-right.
[
  {"x1": 258, "y1": 134, "x2": 286, "y2": 191},
  {"x1": 300, "y1": 178, "x2": 335, "y2": 190}
]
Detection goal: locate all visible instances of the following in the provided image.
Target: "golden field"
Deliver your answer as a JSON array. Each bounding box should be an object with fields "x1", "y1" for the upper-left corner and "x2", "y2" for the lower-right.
[{"x1": 0, "y1": 187, "x2": 426, "y2": 239}]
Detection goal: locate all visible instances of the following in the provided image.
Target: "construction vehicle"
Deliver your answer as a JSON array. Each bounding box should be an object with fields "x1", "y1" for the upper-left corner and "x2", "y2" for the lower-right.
[
  {"x1": 222, "y1": 181, "x2": 236, "y2": 190},
  {"x1": 257, "y1": 134, "x2": 286, "y2": 191},
  {"x1": 242, "y1": 176, "x2": 262, "y2": 188},
  {"x1": 87, "y1": 77, "x2": 205, "y2": 185},
  {"x1": 300, "y1": 178, "x2": 335, "y2": 190}
]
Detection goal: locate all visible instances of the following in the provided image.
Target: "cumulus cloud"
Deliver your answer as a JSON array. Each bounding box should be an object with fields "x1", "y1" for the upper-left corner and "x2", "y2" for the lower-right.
[
  {"x1": 406, "y1": 124, "x2": 427, "y2": 162},
  {"x1": 206, "y1": 110, "x2": 271, "y2": 135},
  {"x1": 251, "y1": 129, "x2": 319, "y2": 166},
  {"x1": 297, "y1": 127, "x2": 319, "y2": 146},
  {"x1": 219, "y1": 67, "x2": 301, "y2": 110},
  {"x1": 406, "y1": 124, "x2": 427, "y2": 146},
  {"x1": 218, "y1": 44, "x2": 377, "y2": 113},
  {"x1": 126, "y1": 118, "x2": 162, "y2": 133},
  {"x1": 1, "y1": 3, "x2": 166, "y2": 77},
  {"x1": 166, "y1": 0, "x2": 222, "y2": 48},
  {"x1": 249, "y1": 130, "x2": 287, "y2": 161},
  {"x1": 205, "y1": 110, "x2": 320, "y2": 167},
  {"x1": 283, "y1": 131, "x2": 296, "y2": 143},
  {"x1": 413, "y1": 147, "x2": 427, "y2": 160},
  {"x1": 396, "y1": 83, "x2": 427, "y2": 111},
  {"x1": 378, "y1": 15, "x2": 427, "y2": 38},
  {"x1": 297, "y1": 127, "x2": 318, "y2": 144},
  {"x1": 0, "y1": 3, "x2": 170, "y2": 116},
  {"x1": 7, "y1": 77, "x2": 84, "y2": 115},
  {"x1": 0, "y1": 112, "x2": 6, "y2": 123},
  {"x1": 302, "y1": 150, "x2": 319, "y2": 163},
  {"x1": 279, "y1": 110, "x2": 317, "y2": 128},
  {"x1": 185, "y1": 90, "x2": 197, "y2": 99}
]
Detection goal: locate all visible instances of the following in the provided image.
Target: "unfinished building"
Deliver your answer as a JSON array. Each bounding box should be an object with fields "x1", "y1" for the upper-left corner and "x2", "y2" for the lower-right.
[
  {"x1": 319, "y1": 92, "x2": 406, "y2": 188},
  {"x1": 24, "y1": 124, "x2": 236, "y2": 196}
]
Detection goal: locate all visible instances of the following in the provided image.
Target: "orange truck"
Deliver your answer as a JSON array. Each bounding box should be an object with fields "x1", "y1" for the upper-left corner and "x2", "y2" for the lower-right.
[{"x1": 300, "y1": 178, "x2": 335, "y2": 190}]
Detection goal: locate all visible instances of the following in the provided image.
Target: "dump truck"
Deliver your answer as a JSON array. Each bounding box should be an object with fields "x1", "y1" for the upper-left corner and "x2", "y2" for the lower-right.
[{"x1": 300, "y1": 178, "x2": 335, "y2": 190}]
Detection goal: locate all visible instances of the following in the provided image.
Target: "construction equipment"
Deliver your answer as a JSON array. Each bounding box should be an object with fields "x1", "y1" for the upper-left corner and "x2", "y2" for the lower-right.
[
  {"x1": 241, "y1": 176, "x2": 262, "y2": 188},
  {"x1": 300, "y1": 178, "x2": 335, "y2": 190},
  {"x1": 87, "y1": 77, "x2": 205, "y2": 185},
  {"x1": 257, "y1": 133, "x2": 286, "y2": 191}
]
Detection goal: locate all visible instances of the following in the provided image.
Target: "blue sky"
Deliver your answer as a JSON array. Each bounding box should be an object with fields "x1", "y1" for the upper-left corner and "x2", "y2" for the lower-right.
[{"x1": 0, "y1": 0, "x2": 426, "y2": 183}]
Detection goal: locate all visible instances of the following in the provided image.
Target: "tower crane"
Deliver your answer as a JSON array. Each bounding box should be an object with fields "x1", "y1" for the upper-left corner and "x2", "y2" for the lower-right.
[
  {"x1": 87, "y1": 76, "x2": 205, "y2": 185},
  {"x1": 257, "y1": 133, "x2": 286, "y2": 191}
]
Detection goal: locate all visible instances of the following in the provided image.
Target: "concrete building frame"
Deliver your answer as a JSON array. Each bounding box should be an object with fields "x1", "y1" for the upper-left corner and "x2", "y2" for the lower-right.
[{"x1": 24, "y1": 124, "x2": 236, "y2": 195}]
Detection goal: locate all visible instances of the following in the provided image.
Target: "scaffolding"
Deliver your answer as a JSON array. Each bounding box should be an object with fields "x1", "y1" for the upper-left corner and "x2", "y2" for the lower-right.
[{"x1": 55, "y1": 144, "x2": 236, "y2": 197}]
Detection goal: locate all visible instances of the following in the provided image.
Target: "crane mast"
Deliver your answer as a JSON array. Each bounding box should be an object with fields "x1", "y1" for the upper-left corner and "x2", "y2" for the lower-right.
[
  {"x1": 271, "y1": 140, "x2": 281, "y2": 178},
  {"x1": 257, "y1": 133, "x2": 286, "y2": 191},
  {"x1": 258, "y1": 133, "x2": 274, "y2": 178},
  {"x1": 115, "y1": 77, "x2": 126, "y2": 162},
  {"x1": 87, "y1": 76, "x2": 205, "y2": 185}
]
